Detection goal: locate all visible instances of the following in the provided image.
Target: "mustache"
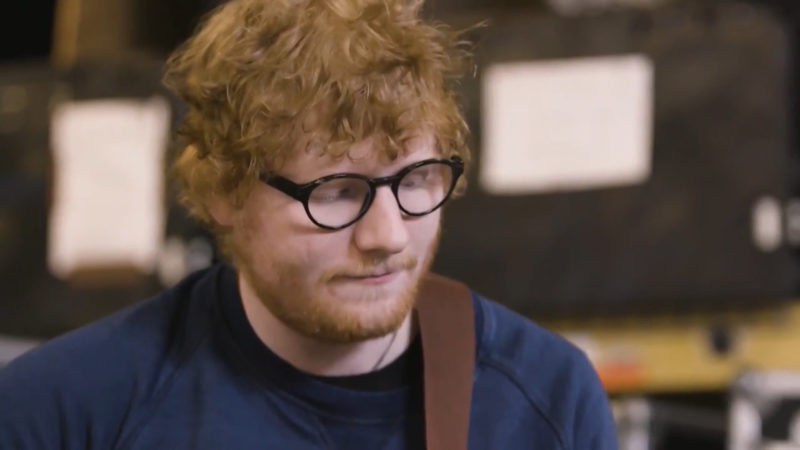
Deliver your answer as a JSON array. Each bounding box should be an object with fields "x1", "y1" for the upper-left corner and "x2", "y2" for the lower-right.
[{"x1": 320, "y1": 255, "x2": 419, "y2": 281}]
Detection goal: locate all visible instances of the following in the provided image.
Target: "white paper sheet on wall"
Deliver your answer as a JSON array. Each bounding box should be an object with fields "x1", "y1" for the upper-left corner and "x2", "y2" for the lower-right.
[
  {"x1": 480, "y1": 54, "x2": 654, "y2": 195},
  {"x1": 48, "y1": 97, "x2": 171, "y2": 280}
]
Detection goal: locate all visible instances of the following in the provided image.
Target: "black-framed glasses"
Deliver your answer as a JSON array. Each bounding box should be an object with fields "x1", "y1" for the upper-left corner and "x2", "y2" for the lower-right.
[{"x1": 260, "y1": 157, "x2": 464, "y2": 230}]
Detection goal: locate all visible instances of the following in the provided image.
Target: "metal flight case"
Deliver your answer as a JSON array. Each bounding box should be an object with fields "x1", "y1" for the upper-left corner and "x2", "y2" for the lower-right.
[
  {"x1": 729, "y1": 370, "x2": 800, "y2": 450},
  {"x1": 434, "y1": 1, "x2": 800, "y2": 319},
  {"x1": 0, "y1": 59, "x2": 212, "y2": 342}
]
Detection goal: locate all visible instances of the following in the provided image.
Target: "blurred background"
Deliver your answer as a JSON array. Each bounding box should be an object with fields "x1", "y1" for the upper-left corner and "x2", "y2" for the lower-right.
[{"x1": 3, "y1": 0, "x2": 800, "y2": 448}]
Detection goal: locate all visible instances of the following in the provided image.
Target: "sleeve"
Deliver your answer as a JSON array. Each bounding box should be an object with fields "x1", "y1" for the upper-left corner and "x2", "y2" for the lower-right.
[
  {"x1": 0, "y1": 289, "x2": 189, "y2": 449},
  {"x1": 571, "y1": 357, "x2": 619, "y2": 450},
  {"x1": 0, "y1": 353, "x2": 80, "y2": 449},
  {"x1": 0, "y1": 335, "x2": 129, "y2": 450}
]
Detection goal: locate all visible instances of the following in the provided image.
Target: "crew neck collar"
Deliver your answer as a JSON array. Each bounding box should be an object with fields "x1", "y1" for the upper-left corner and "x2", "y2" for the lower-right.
[{"x1": 213, "y1": 264, "x2": 414, "y2": 422}]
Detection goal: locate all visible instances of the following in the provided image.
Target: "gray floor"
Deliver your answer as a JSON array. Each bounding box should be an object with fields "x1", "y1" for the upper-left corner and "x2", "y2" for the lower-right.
[{"x1": 0, "y1": 335, "x2": 41, "y2": 367}]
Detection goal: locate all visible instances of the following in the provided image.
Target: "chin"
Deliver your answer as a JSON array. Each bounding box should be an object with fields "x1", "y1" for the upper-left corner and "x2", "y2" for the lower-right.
[{"x1": 299, "y1": 283, "x2": 417, "y2": 342}]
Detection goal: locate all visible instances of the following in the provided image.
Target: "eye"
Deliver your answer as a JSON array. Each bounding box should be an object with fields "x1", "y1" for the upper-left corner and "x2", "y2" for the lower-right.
[
  {"x1": 310, "y1": 178, "x2": 368, "y2": 203},
  {"x1": 400, "y1": 166, "x2": 434, "y2": 188},
  {"x1": 315, "y1": 186, "x2": 358, "y2": 201}
]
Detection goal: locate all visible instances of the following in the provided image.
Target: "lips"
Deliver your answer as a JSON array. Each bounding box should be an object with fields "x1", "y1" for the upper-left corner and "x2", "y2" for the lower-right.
[
  {"x1": 337, "y1": 270, "x2": 401, "y2": 284},
  {"x1": 346, "y1": 271, "x2": 394, "y2": 279},
  {"x1": 355, "y1": 271, "x2": 392, "y2": 278},
  {"x1": 327, "y1": 256, "x2": 418, "y2": 285}
]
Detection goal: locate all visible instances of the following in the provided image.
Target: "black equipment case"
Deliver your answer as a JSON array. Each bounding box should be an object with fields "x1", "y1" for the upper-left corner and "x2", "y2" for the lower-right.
[
  {"x1": 0, "y1": 60, "x2": 208, "y2": 339},
  {"x1": 434, "y1": 1, "x2": 800, "y2": 318}
]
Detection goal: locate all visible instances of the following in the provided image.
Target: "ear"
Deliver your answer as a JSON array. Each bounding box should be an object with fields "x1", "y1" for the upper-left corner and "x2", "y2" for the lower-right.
[{"x1": 207, "y1": 196, "x2": 235, "y2": 227}]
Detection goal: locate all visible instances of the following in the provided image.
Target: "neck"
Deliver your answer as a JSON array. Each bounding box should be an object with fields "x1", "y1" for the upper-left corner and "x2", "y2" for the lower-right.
[{"x1": 238, "y1": 274, "x2": 415, "y2": 376}]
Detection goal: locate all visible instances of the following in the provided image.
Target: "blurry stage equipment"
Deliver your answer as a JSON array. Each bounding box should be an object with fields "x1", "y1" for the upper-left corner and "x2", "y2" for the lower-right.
[
  {"x1": 545, "y1": 0, "x2": 673, "y2": 16},
  {"x1": 435, "y1": 0, "x2": 800, "y2": 319},
  {"x1": 611, "y1": 370, "x2": 800, "y2": 449},
  {"x1": 48, "y1": 89, "x2": 170, "y2": 283},
  {"x1": 0, "y1": 59, "x2": 214, "y2": 339},
  {"x1": 0, "y1": 335, "x2": 40, "y2": 368},
  {"x1": 730, "y1": 371, "x2": 800, "y2": 450},
  {"x1": 551, "y1": 303, "x2": 800, "y2": 448},
  {"x1": 613, "y1": 396, "x2": 727, "y2": 450},
  {"x1": 51, "y1": 0, "x2": 224, "y2": 67},
  {"x1": 550, "y1": 304, "x2": 800, "y2": 394},
  {"x1": 0, "y1": 0, "x2": 222, "y2": 346}
]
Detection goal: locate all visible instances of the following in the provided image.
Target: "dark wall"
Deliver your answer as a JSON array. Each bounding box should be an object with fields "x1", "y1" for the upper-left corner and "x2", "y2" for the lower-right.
[
  {"x1": 130, "y1": 0, "x2": 550, "y2": 56},
  {"x1": 0, "y1": 1, "x2": 56, "y2": 62},
  {"x1": 132, "y1": 0, "x2": 223, "y2": 56}
]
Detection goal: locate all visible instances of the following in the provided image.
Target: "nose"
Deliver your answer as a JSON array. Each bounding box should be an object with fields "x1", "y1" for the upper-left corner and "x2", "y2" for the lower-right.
[{"x1": 352, "y1": 187, "x2": 409, "y2": 255}]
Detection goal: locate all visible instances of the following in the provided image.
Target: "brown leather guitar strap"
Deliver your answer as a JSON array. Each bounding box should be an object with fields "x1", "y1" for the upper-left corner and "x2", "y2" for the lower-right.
[{"x1": 415, "y1": 273, "x2": 476, "y2": 450}]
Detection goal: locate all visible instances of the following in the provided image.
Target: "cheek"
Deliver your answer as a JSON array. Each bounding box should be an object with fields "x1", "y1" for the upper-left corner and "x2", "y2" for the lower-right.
[
  {"x1": 267, "y1": 225, "x2": 351, "y2": 282},
  {"x1": 404, "y1": 212, "x2": 441, "y2": 261},
  {"x1": 291, "y1": 237, "x2": 331, "y2": 273},
  {"x1": 414, "y1": 211, "x2": 441, "y2": 243},
  {"x1": 241, "y1": 191, "x2": 317, "y2": 255},
  {"x1": 303, "y1": 231, "x2": 355, "y2": 269}
]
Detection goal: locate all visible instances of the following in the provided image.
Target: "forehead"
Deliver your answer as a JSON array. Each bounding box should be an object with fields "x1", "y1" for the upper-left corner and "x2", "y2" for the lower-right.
[{"x1": 279, "y1": 133, "x2": 438, "y2": 181}]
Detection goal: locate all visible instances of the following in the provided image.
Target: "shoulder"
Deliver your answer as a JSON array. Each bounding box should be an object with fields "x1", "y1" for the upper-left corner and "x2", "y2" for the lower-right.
[
  {"x1": 0, "y1": 266, "x2": 221, "y2": 449},
  {"x1": 471, "y1": 293, "x2": 618, "y2": 450},
  {"x1": 473, "y1": 293, "x2": 595, "y2": 385}
]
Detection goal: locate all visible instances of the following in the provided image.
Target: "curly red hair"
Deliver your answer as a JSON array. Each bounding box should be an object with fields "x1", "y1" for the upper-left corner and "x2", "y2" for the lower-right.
[{"x1": 163, "y1": 0, "x2": 473, "y2": 242}]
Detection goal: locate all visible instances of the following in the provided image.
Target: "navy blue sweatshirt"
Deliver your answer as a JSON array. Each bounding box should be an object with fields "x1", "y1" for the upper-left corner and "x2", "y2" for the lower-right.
[{"x1": 0, "y1": 265, "x2": 618, "y2": 449}]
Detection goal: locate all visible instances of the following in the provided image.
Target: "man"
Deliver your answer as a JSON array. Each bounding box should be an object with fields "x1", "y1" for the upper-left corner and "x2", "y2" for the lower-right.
[{"x1": 0, "y1": 0, "x2": 618, "y2": 448}]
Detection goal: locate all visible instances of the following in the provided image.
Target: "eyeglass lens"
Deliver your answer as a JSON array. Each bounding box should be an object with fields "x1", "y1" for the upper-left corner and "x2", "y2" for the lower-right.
[{"x1": 307, "y1": 162, "x2": 454, "y2": 228}]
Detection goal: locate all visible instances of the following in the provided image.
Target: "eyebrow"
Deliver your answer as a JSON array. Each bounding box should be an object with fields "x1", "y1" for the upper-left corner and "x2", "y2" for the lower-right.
[{"x1": 284, "y1": 155, "x2": 439, "y2": 183}]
